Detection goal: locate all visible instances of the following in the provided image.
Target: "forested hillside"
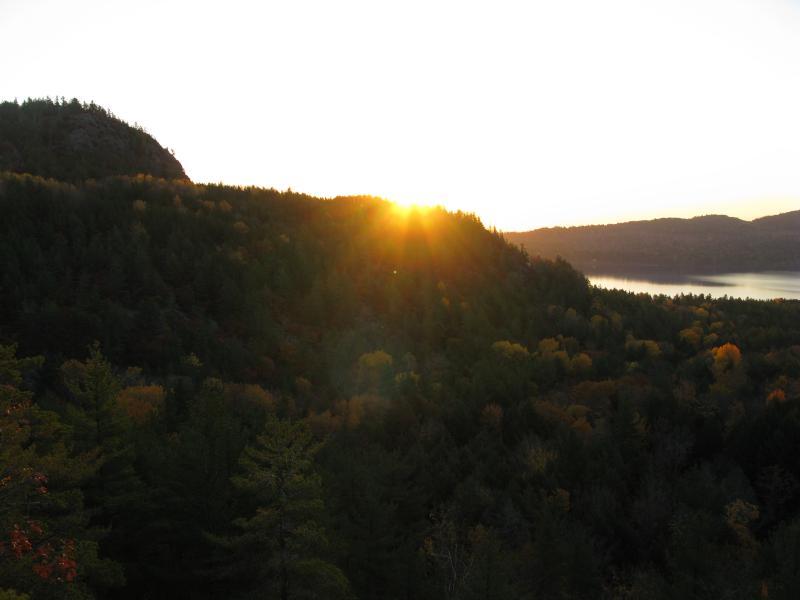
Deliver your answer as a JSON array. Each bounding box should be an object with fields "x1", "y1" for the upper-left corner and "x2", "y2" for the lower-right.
[
  {"x1": 0, "y1": 99, "x2": 186, "y2": 182},
  {"x1": 506, "y1": 212, "x2": 800, "y2": 273},
  {"x1": 2, "y1": 105, "x2": 800, "y2": 599}
]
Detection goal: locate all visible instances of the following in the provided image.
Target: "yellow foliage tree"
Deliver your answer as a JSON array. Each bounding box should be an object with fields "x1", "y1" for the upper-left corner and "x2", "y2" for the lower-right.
[
  {"x1": 711, "y1": 343, "x2": 742, "y2": 377},
  {"x1": 492, "y1": 340, "x2": 530, "y2": 359},
  {"x1": 117, "y1": 385, "x2": 165, "y2": 424},
  {"x1": 766, "y1": 389, "x2": 786, "y2": 406},
  {"x1": 537, "y1": 338, "x2": 560, "y2": 354},
  {"x1": 679, "y1": 327, "x2": 702, "y2": 349},
  {"x1": 569, "y1": 353, "x2": 593, "y2": 377}
]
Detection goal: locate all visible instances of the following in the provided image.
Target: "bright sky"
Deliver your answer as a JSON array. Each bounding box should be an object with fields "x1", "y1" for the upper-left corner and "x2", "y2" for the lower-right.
[{"x1": 3, "y1": 0, "x2": 800, "y2": 230}]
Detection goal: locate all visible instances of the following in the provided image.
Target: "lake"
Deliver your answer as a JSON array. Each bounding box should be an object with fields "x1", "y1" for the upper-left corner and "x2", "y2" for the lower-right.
[{"x1": 589, "y1": 271, "x2": 800, "y2": 300}]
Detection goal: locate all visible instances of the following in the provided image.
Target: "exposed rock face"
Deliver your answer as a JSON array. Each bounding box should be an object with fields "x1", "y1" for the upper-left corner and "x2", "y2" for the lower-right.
[{"x1": 0, "y1": 98, "x2": 188, "y2": 181}]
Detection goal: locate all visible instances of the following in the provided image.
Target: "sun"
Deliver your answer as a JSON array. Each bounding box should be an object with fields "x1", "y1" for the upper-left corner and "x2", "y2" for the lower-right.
[{"x1": 389, "y1": 198, "x2": 435, "y2": 218}]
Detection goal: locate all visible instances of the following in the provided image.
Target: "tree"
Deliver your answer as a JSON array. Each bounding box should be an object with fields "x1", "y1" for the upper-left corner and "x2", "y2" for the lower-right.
[
  {"x1": 0, "y1": 345, "x2": 123, "y2": 598},
  {"x1": 60, "y1": 344, "x2": 142, "y2": 517},
  {"x1": 59, "y1": 344, "x2": 144, "y2": 585},
  {"x1": 224, "y1": 417, "x2": 350, "y2": 599}
]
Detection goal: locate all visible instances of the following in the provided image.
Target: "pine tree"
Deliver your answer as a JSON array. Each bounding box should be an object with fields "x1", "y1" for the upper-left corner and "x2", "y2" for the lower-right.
[
  {"x1": 60, "y1": 344, "x2": 142, "y2": 517},
  {"x1": 225, "y1": 417, "x2": 350, "y2": 599},
  {"x1": 59, "y1": 344, "x2": 144, "y2": 584}
]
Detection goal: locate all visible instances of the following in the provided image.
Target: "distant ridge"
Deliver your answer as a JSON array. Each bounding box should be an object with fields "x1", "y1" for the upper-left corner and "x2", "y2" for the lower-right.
[
  {"x1": 752, "y1": 210, "x2": 800, "y2": 230},
  {"x1": 0, "y1": 97, "x2": 187, "y2": 182},
  {"x1": 505, "y1": 210, "x2": 800, "y2": 273}
]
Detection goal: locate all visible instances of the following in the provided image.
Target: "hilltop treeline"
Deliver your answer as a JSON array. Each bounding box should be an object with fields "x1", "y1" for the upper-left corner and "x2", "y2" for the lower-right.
[
  {"x1": 0, "y1": 99, "x2": 186, "y2": 182},
  {"x1": 506, "y1": 212, "x2": 800, "y2": 273},
  {"x1": 1, "y1": 146, "x2": 800, "y2": 597}
]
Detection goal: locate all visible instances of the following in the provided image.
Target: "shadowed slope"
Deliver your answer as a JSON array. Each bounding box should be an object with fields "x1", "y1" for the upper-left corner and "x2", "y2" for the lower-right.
[{"x1": 0, "y1": 98, "x2": 187, "y2": 182}]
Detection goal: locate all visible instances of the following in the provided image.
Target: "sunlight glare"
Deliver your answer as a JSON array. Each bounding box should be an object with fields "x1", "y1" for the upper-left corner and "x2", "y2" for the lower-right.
[
  {"x1": 2, "y1": 0, "x2": 800, "y2": 229},
  {"x1": 390, "y1": 200, "x2": 435, "y2": 218}
]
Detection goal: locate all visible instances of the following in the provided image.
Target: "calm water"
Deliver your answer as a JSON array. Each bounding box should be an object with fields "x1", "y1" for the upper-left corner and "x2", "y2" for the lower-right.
[{"x1": 590, "y1": 271, "x2": 800, "y2": 300}]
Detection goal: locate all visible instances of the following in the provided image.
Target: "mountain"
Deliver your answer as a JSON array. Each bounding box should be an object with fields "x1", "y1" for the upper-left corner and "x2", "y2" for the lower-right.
[
  {"x1": 0, "y1": 98, "x2": 187, "y2": 182},
  {"x1": 504, "y1": 211, "x2": 800, "y2": 273}
]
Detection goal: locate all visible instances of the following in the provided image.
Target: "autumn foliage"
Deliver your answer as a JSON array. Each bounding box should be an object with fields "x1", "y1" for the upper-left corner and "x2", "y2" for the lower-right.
[{"x1": 0, "y1": 110, "x2": 799, "y2": 598}]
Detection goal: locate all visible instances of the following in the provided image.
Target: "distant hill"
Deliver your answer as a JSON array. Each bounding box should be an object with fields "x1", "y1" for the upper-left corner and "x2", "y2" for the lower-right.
[
  {"x1": 0, "y1": 98, "x2": 187, "y2": 182},
  {"x1": 505, "y1": 210, "x2": 800, "y2": 274}
]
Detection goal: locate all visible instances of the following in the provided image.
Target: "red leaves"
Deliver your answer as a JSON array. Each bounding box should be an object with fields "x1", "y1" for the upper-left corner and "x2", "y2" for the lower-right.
[
  {"x1": 2, "y1": 524, "x2": 77, "y2": 583},
  {"x1": 10, "y1": 525, "x2": 32, "y2": 557},
  {"x1": 56, "y1": 541, "x2": 78, "y2": 582},
  {"x1": 32, "y1": 471, "x2": 48, "y2": 495},
  {"x1": 28, "y1": 520, "x2": 43, "y2": 536},
  {"x1": 32, "y1": 562, "x2": 53, "y2": 580}
]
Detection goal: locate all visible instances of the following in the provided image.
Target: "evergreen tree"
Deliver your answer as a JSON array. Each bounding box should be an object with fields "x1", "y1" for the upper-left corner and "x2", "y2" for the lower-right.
[
  {"x1": 59, "y1": 344, "x2": 144, "y2": 585},
  {"x1": 224, "y1": 417, "x2": 350, "y2": 600},
  {"x1": 0, "y1": 345, "x2": 123, "y2": 598}
]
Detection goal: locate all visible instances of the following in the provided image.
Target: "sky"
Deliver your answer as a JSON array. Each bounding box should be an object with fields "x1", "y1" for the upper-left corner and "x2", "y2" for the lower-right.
[{"x1": 2, "y1": 0, "x2": 800, "y2": 231}]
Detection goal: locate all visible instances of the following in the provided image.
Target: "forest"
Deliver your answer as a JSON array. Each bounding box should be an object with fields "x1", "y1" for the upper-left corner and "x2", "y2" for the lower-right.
[
  {"x1": 0, "y1": 99, "x2": 186, "y2": 183},
  {"x1": 1, "y1": 100, "x2": 800, "y2": 599},
  {"x1": 505, "y1": 211, "x2": 800, "y2": 274}
]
